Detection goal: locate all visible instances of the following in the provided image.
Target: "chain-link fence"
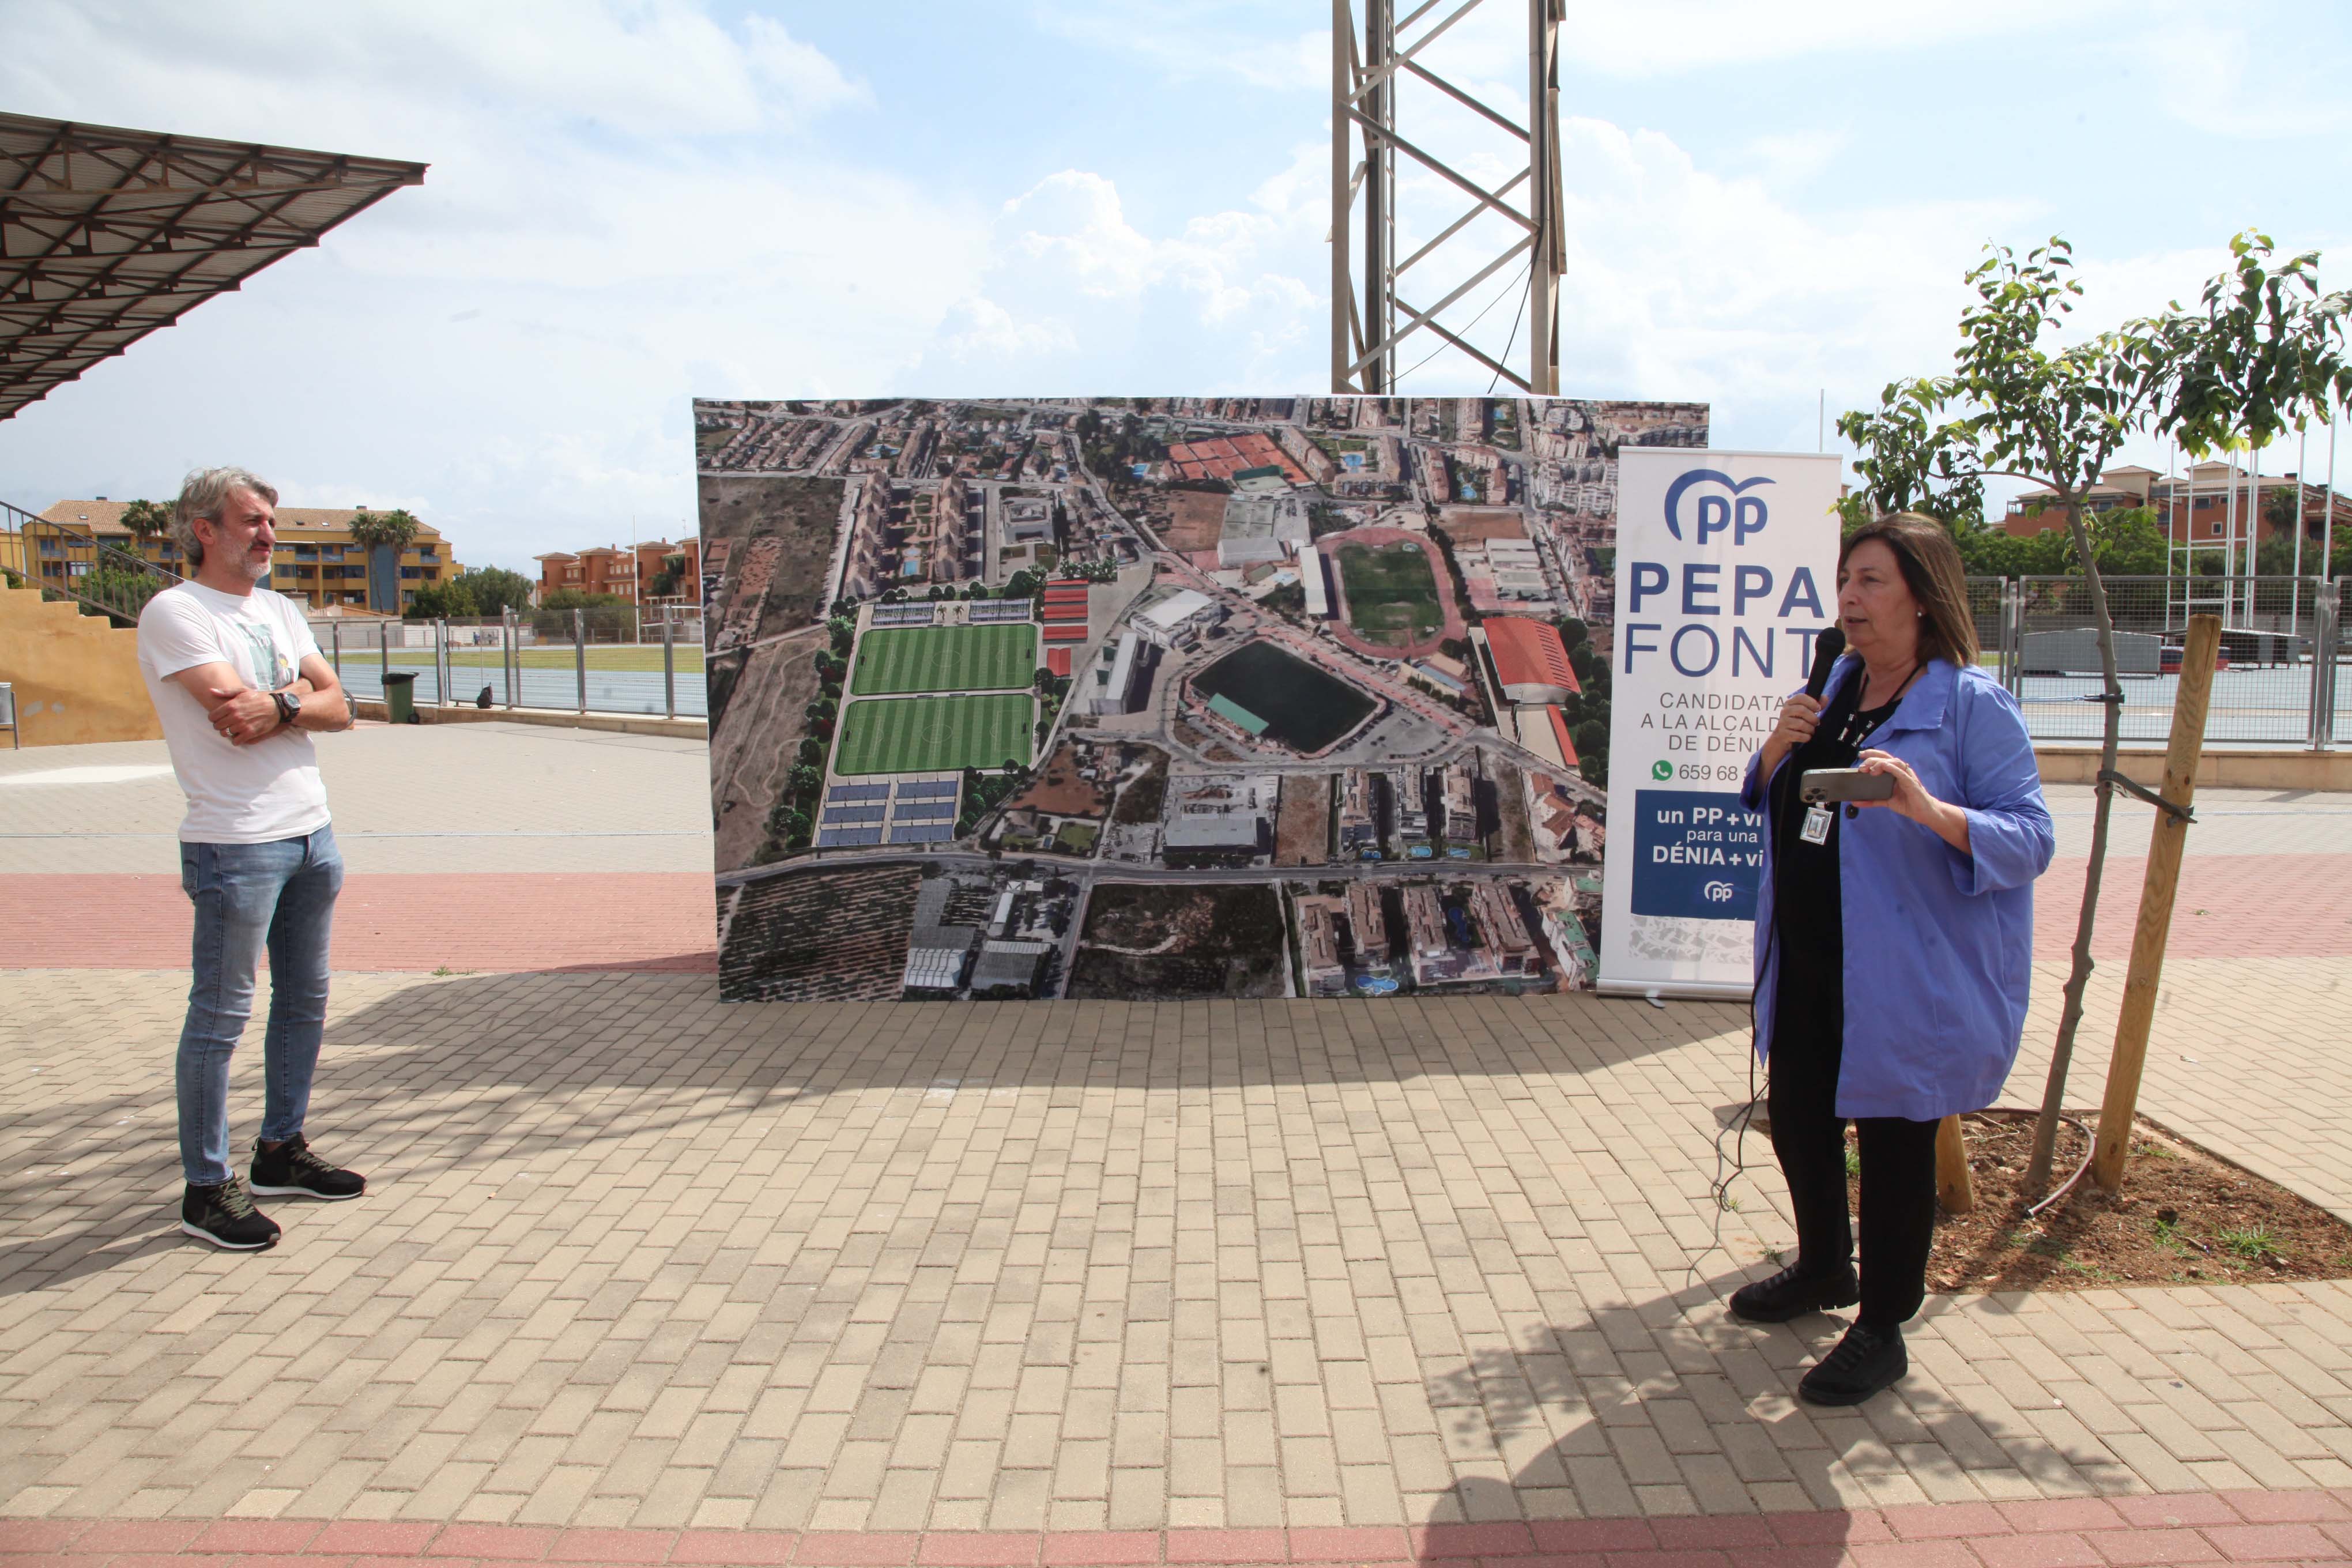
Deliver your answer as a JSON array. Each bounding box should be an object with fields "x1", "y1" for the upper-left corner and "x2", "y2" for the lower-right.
[
  {"x1": 1967, "y1": 574, "x2": 2344, "y2": 747},
  {"x1": 314, "y1": 607, "x2": 706, "y2": 719}
]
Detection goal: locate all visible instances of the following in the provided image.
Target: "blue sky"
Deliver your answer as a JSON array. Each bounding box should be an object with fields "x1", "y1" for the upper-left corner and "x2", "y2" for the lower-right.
[{"x1": 3, "y1": 0, "x2": 2347, "y2": 570}]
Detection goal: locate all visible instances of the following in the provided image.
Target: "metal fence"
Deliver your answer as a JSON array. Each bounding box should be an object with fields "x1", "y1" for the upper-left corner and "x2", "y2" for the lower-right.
[
  {"x1": 306, "y1": 580, "x2": 2349, "y2": 745},
  {"x1": 315, "y1": 606, "x2": 706, "y2": 720},
  {"x1": 1967, "y1": 574, "x2": 2345, "y2": 748}
]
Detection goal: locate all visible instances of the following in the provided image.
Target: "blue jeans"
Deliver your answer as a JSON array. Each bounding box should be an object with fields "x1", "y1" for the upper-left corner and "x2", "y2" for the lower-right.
[{"x1": 176, "y1": 826, "x2": 344, "y2": 1185}]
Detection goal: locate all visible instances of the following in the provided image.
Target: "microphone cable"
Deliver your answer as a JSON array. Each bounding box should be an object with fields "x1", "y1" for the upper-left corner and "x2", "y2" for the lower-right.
[{"x1": 1691, "y1": 637, "x2": 1840, "y2": 1286}]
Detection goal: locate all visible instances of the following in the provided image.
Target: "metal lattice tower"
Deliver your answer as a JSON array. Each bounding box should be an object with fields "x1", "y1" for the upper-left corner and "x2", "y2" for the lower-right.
[{"x1": 1330, "y1": 0, "x2": 1564, "y2": 395}]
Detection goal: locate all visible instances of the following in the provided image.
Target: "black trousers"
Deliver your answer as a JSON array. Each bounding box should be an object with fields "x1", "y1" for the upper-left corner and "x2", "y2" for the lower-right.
[{"x1": 1766, "y1": 1021, "x2": 1941, "y2": 1329}]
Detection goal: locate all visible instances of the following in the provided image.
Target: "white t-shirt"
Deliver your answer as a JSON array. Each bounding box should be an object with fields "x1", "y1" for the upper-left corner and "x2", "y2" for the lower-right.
[{"x1": 137, "y1": 582, "x2": 332, "y2": 843}]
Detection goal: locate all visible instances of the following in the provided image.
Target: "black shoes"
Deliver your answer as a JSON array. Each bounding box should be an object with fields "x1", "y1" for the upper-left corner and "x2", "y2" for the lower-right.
[
  {"x1": 250, "y1": 1136, "x2": 366, "y2": 1201},
  {"x1": 1728, "y1": 1260, "x2": 1861, "y2": 1323},
  {"x1": 181, "y1": 1179, "x2": 281, "y2": 1250},
  {"x1": 180, "y1": 1140, "x2": 363, "y2": 1250},
  {"x1": 1799, "y1": 1322, "x2": 1908, "y2": 1405}
]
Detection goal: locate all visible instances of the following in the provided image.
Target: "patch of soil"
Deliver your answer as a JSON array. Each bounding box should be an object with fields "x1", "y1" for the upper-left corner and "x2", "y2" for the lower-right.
[
  {"x1": 1004, "y1": 740, "x2": 1114, "y2": 819},
  {"x1": 1110, "y1": 752, "x2": 1169, "y2": 826},
  {"x1": 1275, "y1": 774, "x2": 1333, "y2": 866},
  {"x1": 1162, "y1": 490, "x2": 1228, "y2": 554},
  {"x1": 1904, "y1": 1113, "x2": 2352, "y2": 1295}
]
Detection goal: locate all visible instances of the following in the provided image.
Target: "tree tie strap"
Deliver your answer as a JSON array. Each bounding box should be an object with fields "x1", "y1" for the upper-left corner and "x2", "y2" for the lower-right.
[{"x1": 2097, "y1": 767, "x2": 2194, "y2": 826}]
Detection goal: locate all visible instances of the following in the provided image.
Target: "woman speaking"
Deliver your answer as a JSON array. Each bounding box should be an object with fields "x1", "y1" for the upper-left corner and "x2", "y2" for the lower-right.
[{"x1": 1735, "y1": 513, "x2": 2054, "y2": 1405}]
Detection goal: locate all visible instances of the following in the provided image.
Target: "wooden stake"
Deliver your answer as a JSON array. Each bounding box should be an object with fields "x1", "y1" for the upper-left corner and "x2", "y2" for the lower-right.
[
  {"x1": 1935, "y1": 1114, "x2": 1974, "y2": 1213},
  {"x1": 2092, "y1": 615, "x2": 2223, "y2": 1192}
]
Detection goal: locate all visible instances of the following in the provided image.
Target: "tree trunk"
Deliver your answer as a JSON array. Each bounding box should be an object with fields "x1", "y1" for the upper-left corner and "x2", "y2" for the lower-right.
[{"x1": 2026, "y1": 498, "x2": 2123, "y2": 1193}]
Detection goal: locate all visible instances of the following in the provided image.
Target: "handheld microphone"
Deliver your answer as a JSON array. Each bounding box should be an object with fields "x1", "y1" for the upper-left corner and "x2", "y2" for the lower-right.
[{"x1": 1804, "y1": 627, "x2": 1846, "y2": 699}]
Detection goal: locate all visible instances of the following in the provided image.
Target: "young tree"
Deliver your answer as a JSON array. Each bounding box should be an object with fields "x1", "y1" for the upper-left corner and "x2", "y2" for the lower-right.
[
  {"x1": 2147, "y1": 232, "x2": 2352, "y2": 617},
  {"x1": 1840, "y1": 233, "x2": 2349, "y2": 1192}
]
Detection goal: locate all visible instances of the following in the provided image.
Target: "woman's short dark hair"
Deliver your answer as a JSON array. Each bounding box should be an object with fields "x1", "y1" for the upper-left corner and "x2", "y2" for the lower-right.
[{"x1": 1839, "y1": 513, "x2": 1979, "y2": 667}]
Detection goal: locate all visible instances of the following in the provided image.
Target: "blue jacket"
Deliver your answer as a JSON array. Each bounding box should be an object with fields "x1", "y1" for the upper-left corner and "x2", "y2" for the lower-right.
[{"x1": 1740, "y1": 656, "x2": 2055, "y2": 1121}]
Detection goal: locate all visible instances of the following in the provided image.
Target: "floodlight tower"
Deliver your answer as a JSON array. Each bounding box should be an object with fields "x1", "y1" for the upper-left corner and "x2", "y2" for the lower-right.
[{"x1": 1330, "y1": 0, "x2": 1565, "y2": 395}]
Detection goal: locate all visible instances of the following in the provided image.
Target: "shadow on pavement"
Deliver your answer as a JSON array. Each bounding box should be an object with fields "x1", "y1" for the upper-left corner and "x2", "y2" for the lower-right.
[
  {"x1": 1409, "y1": 1260, "x2": 2100, "y2": 1554},
  {"x1": 2, "y1": 971, "x2": 1743, "y2": 1299}
]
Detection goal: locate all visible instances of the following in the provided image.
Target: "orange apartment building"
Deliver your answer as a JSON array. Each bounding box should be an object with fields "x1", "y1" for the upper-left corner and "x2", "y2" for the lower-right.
[
  {"x1": 30, "y1": 498, "x2": 462, "y2": 612},
  {"x1": 533, "y1": 538, "x2": 699, "y2": 605},
  {"x1": 2004, "y1": 462, "x2": 2350, "y2": 547}
]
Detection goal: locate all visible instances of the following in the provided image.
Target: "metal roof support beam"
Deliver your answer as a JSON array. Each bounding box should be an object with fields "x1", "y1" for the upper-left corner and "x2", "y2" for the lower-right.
[{"x1": 0, "y1": 112, "x2": 425, "y2": 421}]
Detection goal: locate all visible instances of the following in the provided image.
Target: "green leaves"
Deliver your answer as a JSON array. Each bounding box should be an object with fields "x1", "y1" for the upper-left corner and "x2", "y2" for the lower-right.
[
  {"x1": 346, "y1": 507, "x2": 423, "y2": 553},
  {"x1": 118, "y1": 498, "x2": 172, "y2": 541},
  {"x1": 2145, "y1": 231, "x2": 2351, "y2": 462},
  {"x1": 1844, "y1": 231, "x2": 2346, "y2": 523}
]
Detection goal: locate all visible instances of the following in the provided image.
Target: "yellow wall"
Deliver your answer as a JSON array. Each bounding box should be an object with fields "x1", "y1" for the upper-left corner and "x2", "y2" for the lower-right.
[{"x1": 0, "y1": 576, "x2": 163, "y2": 746}]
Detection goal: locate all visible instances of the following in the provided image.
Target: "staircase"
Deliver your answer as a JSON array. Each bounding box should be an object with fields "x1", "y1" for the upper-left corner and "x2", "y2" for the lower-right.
[
  {"x1": 2, "y1": 496, "x2": 185, "y2": 626},
  {"x1": 1, "y1": 503, "x2": 164, "y2": 747}
]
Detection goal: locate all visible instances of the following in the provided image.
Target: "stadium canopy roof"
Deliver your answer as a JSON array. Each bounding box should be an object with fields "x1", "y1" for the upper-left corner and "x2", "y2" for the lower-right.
[{"x1": 0, "y1": 112, "x2": 425, "y2": 421}]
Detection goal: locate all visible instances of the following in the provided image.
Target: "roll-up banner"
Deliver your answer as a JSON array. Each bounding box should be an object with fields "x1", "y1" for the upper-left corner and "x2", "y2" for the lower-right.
[{"x1": 1597, "y1": 450, "x2": 1842, "y2": 998}]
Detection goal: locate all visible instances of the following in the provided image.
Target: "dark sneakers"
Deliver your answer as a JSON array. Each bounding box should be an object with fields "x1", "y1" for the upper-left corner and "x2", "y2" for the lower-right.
[
  {"x1": 1799, "y1": 1322, "x2": 1908, "y2": 1405},
  {"x1": 1728, "y1": 1260, "x2": 1861, "y2": 1323},
  {"x1": 181, "y1": 1179, "x2": 281, "y2": 1250},
  {"x1": 250, "y1": 1136, "x2": 365, "y2": 1201}
]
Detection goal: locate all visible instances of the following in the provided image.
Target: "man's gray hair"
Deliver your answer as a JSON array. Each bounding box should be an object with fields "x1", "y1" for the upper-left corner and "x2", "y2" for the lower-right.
[{"x1": 171, "y1": 466, "x2": 278, "y2": 566}]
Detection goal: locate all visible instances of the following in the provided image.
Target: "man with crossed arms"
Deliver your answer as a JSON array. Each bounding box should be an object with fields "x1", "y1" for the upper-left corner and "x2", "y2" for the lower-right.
[{"x1": 137, "y1": 467, "x2": 366, "y2": 1250}]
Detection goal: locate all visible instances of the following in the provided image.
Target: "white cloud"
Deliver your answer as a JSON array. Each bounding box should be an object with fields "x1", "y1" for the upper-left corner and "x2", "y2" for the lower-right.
[
  {"x1": 2138, "y1": 13, "x2": 2352, "y2": 138},
  {"x1": 0, "y1": 1, "x2": 975, "y2": 568},
  {"x1": 1027, "y1": 1, "x2": 1326, "y2": 91},
  {"x1": 934, "y1": 299, "x2": 1080, "y2": 362},
  {"x1": 903, "y1": 145, "x2": 1329, "y2": 393}
]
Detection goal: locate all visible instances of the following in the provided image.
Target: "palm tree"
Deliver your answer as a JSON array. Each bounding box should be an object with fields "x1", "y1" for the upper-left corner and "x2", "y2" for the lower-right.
[
  {"x1": 116, "y1": 499, "x2": 174, "y2": 568},
  {"x1": 345, "y1": 507, "x2": 421, "y2": 555},
  {"x1": 346, "y1": 507, "x2": 423, "y2": 610}
]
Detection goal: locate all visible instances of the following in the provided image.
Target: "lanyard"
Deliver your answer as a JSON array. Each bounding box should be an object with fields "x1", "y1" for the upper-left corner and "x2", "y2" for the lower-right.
[{"x1": 1836, "y1": 661, "x2": 1918, "y2": 750}]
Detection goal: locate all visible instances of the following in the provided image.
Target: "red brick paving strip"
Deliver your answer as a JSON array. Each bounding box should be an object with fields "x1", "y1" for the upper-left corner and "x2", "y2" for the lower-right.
[
  {"x1": 0, "y1": 874, "x2": 717, "y2": 973},
  {"x1": 4, "y1": 851, "x2": 2348, "y2": 973},
  {"x1": 2030, "y1": 854, "x2": 2352, "y2": 960},
  {"x1": 6, "y1": 1494, "x2": 2350, "y2": 1566}
]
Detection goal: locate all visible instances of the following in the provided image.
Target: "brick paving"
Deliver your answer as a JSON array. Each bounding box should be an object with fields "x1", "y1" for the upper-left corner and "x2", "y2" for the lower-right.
[
  {"x1": 6, "y1": 736, "x2": 2352, "y2": 1559},
  {"x1": 4, "y1": 850, "x2": 2346, "y2": 973},
  {"x1": 7, "y1": 968, "x2": 2352, "y2": 1541},
  {"x1": 0, "y1": 875, "x2": 716, "y2": 973},
  {"x1": 8, "y1": 1490, "x2": 2352, "y2": 1565}
]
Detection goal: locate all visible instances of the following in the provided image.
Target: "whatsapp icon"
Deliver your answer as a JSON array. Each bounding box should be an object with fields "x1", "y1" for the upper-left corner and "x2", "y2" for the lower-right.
[{"x1": 1650, "y1": 759, "x2": 1674, "y2": 781}]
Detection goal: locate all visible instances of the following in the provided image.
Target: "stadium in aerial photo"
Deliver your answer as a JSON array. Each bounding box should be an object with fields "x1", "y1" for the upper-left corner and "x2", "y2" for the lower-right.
[{"x1": 698, "y1": 394, "x2": 1709, "y2": 1003}]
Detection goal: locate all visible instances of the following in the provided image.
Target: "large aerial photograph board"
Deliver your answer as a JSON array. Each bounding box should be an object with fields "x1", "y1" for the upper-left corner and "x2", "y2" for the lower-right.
[{"x1": 698, "y1": 396, "x2": 1706, "y2": 1002}]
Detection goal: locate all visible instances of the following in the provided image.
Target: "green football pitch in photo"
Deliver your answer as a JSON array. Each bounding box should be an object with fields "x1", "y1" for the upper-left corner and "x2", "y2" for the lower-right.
[
  {"x1": 833, "y1": 692, "x2": 1035, "y2": 775},
  {"x1": 849, "y1": 623, "x2": 1038, "y2": 695}
]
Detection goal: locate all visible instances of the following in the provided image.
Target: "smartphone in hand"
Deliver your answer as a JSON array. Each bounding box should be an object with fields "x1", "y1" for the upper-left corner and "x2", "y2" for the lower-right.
[{"x1": 1799, "y1": 767, "x2": 1895, "y2": 804}]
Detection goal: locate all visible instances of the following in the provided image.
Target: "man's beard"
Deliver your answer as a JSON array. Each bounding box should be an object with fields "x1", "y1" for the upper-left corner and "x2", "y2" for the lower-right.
[{"x1": 236, "y1": 549, "x2": 272, "y2": 583}]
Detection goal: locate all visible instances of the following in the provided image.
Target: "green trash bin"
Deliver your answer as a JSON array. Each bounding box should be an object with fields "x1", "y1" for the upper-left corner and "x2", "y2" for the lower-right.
[{"x1": 383, "y1": 670, "x2": 419, "y2": 724}]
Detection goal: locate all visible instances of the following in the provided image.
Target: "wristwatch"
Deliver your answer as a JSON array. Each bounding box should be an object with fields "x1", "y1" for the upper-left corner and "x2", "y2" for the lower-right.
[{"x1": 272, "y1": 691, "x2": 301, "y2": 728}]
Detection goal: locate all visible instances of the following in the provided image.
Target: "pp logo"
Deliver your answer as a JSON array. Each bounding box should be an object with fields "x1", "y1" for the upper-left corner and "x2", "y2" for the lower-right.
[
  {"x1": 1650, "y1": 759, "x2": 1674, "y2": 781},
  {"x1": 1663, "y1": 468, "x2": 1774, "y2": 545},
  {"x1": 1701, "y1": 880, "x2": 1737, "y2": 904}
]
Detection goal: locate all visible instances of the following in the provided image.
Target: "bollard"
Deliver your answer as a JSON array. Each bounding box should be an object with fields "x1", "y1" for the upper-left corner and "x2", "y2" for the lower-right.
[
  {"x1": 575, "y1": 608, "x2": 587, "y2": 714},
  {"x1": 436, "y1": 619, "x2": 450, "y2": 706},
  {"x1": 664, "y1": 608, "x2": 676, "y2": 721},
  {"x1": 2310, "y1": 580, "x2": 2340, "y2": 752},
  {"x1": 379, "y1": 618, "x2": 390, "y2": 692},
  {"x1": 330, "y1": 620, "x2": 341, "y2": 676},
  {"x1": 504, "y1": 608, "x2": 518, "y2": 709}
]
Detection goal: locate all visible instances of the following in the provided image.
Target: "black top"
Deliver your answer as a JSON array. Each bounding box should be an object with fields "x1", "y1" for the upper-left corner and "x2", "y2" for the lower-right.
[{"x1": 1769, "y1": 666, "x2": 1909, "y2": 1042}]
